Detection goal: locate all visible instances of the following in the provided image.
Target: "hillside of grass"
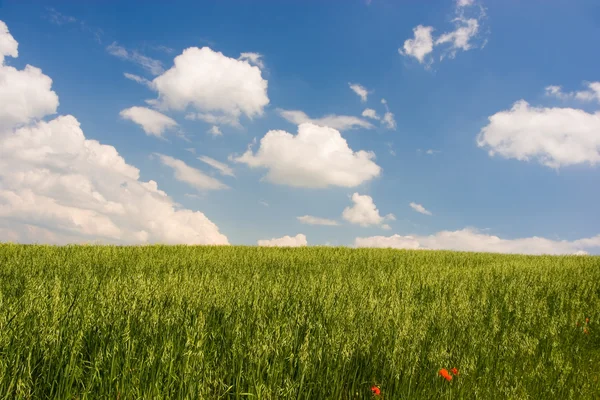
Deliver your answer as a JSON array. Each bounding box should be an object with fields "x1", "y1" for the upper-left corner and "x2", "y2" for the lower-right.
[{"x1": 0, "y1": 244, "x2": 598, "y2": 399}]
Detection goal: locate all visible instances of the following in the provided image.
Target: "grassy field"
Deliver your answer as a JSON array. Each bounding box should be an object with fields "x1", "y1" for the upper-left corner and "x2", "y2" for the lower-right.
[{"x1": 0, "y1": 244, "x2": 598, "y2": 399}]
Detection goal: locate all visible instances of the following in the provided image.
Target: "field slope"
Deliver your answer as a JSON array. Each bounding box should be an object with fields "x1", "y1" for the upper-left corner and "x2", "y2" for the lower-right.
[{"x1": 0, "y1": 244, "x2": 598, "y2": 399}]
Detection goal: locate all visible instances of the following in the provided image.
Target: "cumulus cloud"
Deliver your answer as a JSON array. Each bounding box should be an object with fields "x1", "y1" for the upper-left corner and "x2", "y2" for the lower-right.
[
  {"x1": 0, "y1": 20, "x2": 19, "y2": 63},
  {"x1": 232, "y1": 123, "x2": 381, "y2": 188},
  {"x1": 355, "y1": 228, "x2": 600, "y2": 255},
  {"x1": 106, "y1": 42, "x2": 164, "y2": 75},
  {"x1": 238, "y1": 52, "x2": 264, "y2": 69},
  {"x1": 0, "y1": 20, "x2": 230, "y2": 246},
  {"x1": 362, "y1": 108, "x2": 380, "y2": 120},
  {"x1": 155, "y1": 154, "x2": 228, "y2": 190},
  {"x1": 400, "y1": 3, "x2": 486, "y2": 66},
  {"x1": 545, "y1": 82, "x2": 600, "y2": 103},
  {"x1": 410, "y1": 202, "x2": 432, "y2": 215},
  {"x1": 0, "y1": 24, "x2": 59, "y2": 131},
  {"x1": 349, "y1": 83, "x2": 369, "y2": 102},
  {"x1": 150, "y1": 47, "x2": 269, "y2": 127},
  {"x1": 399, "y1": 25, "x2": 434, "y2": 64},
  {"x1": 342, "y1": 193, "x2": 395, "y2": 228},
  {"x1": 119, "y1": 106, "x2": 178, "y2": 138},
  {"x1": 476, "y1": 100, "x2": 600, "y2": 168},
  {"x1": 277, "y1": 109, "x2": 373, "y2": 131},
  {"x1": 197, "y1": 155, "x2": 235, "y2": 177},
  {"x1": 258, "y1": 233, "x2": 307, "y2": 247},
  {"x1": 297, "y1": 215, "x2": 339, "y2": 226}
]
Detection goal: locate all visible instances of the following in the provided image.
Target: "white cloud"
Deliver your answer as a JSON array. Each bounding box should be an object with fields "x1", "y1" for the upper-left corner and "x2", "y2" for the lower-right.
[
  {"x1": 355, "y1": 228, "x2": 600, "y2": 255},
  {"x1": 197, "y1": 155, "x2": 234, "y2": 177},
  {"x1": 259, "y1": 201, "x2": 269, "y2": 207},
  {"x1": 233, "y1": 123, "x2": 381, "y2": 188},
  {"x1": 342, "y1": 193, "x2": 395, "y2": 228},
  {"x1": 185, "y1": 112, "x2": 241, "y2": 128},
  {"x1": 119, "y1": 106, "x2": 178, "y2": 138},
  {"x1": 399, "y1": 25, "x2": 434, "y2": 64},
  {"x1": 545, "y1": 82, "x2": 600, "y2": 103},
  {"x1": 155, "y1": 154, "x2": 228, "y2": 191},
  {"x1": 457, "y1": 0, "x2": 475, "y2": 6},
  {"x1": 238, "y1": 52, "x2": 264, "y2": 69},
  {"x1": 410, "y1": 202, "x2": 432, "y2": 216},
  {"x1": 106, "y1": 42, "x2": 164, "y2": 75},
  {"x1": 208, "y1": 125, "x2": 222, "y2": 136},
  {"x1": 349, "y1": 83, "x2": 369, "y2": 102},
  {"x1": 362, "y1": 108, "x2": 380, "y2": 120},
  {"x1": 0, "y1": 20, "x2": 19, "y2": 64},
  {"x1": 435, "y1": 18, "x2": 480, "y2": 58},
  {"x1": 0, "y1": 23, "x2": 59, "y2": 131},
  {"x1": 380, "y1": 98, "x2": 397, "y2": 130},
  {"x1": 185, "y1": 147, "x2": 196, "y2": 154},
  {"x1": 124, "y1": 73, "x2": 153, "y2": 88},
  {"x1": 297, "y1": 215, "x2": 339, "y2": 226},
  {"x1": 426, "y1": 149, "x2": 440, "y2": 155},
  {"x1": 277, "y1": 109, "x2": 374, "y2": 131},
  {"x1": 150, "y1": 47, "x2": 269, "y2": 127},
  {"x1": 0, "y1": 20, "x2": 229, "y2": 246},
  {"x1": 258, "y1": 233, "x2": 307, "y2": 247},
  {"x1": 476, "y1": 100, "x2": 600, "y2": 168}
]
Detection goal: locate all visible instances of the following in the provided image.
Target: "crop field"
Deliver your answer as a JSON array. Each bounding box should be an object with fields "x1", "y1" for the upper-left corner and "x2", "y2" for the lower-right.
[{"x1": 0, "y1": 244, "x2": 598, "y2": 399}]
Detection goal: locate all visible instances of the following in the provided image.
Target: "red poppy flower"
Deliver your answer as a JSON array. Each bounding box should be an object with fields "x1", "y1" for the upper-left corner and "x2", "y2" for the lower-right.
[
  {"x1": 451, "y1": 368, "x2": 459, "y2": 376},
  {"x1": 439, "y1": 369, "x2": 452, "y2": 381},
  {"x1": 371, "y1": 386, "x2": 381, "y2": 396}
]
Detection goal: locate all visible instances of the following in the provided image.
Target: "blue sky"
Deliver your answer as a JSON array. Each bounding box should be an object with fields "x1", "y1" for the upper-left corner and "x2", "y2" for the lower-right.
[{"x1": 1, "y1": 0, "x2": 599, "y2": 254}]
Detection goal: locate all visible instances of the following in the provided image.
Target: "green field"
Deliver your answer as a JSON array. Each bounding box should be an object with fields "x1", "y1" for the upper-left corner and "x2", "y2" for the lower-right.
[{"x1": 0, "y1": 244, "x2": 598, "y2": 399}]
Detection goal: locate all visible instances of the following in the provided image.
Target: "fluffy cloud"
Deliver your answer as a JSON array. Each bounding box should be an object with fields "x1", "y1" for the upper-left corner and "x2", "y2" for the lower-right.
[
  {"x1": 297, "y1": 215, "x2": 339, "y2": 226},
  {"x1": 355, "y1": 228, "x2": 600, "y2": 255},
  {"x1": 0, "y1": 20, "x2": 18, "y2": 63},
  {"x1": 232, "y1": 123, "x2": 381, "y2": 188},
  {"x1": 0, "y1": 21, "x2": 228, "y2": 245},
  {"x1": 185, "y1": 112, "x2": 241, "y2": 128},
  {"x1": 399, "y1": 25, "x2": 434, "y2": 64},
  {"x1": 119, "y1": 106, "x2": 178, "y2": 138},
  {"x1": 0, "y1": 23, "x2": 59, "y2": 131},
  {"x1": 545, "y1": 82, "x2": 600, "y2": 103},
  {"x1": 400, "y1": 4, "x2": 485, "y2": 66},
  {"x1": 362, "y1": 108, "x2": 380, "y2": 120},
  {"x1": 197, "y1": 155, "x2": 235, "y2": 177},
  {"x1": 476, "y1": 100, "x2": 600, "y2": 168},
  {"x1": 258, "y1": 233, "x2": 307, "y2": 247},
  {"x1": 277, "y1": 109, "x2": 373, "y2": 131},
  {"x1": 349, "y1": 83, "x2": 368, "y2": 102},
  {"x1": 238, "y1": 52, "x2": 264, "y2": 69},
  {"x1": 342, "y1": 193, "x2": 395, "y2": 228},
  {"x1": 410, "y1": 202, "x2": 432, "y2": 215},
  {"x1": 155, "y1": 154, "x2": 228, "y2": 190},
  {"x1": 106, "y1": 42, "x2": 164, "y2": 75},
  {"x1": 150, "y1": 47, "x2": 269, "y2": 126}
]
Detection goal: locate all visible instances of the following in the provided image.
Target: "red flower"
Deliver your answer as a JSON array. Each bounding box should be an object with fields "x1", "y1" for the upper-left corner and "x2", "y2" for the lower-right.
[
  {"x1": 586, "y1": 318, "x2": 590, "y2": 324},
  {"x1": 584, "y1": 328, "x2": 589, "y2": 334},
  {"x1": 451, "y1": 368, "x2": 459, "y2": 376},
  {"x1": 439, "y1": 369, "x2": 452, "y2": 381},
  {"x1": 371, "y1": 386, "x2": 381, "y2": 396}
]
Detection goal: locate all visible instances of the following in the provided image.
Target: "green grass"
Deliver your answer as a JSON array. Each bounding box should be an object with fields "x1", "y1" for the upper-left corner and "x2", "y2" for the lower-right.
[{"x1": 0, "y1": 244, "x2": 598, "y2": 399}]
